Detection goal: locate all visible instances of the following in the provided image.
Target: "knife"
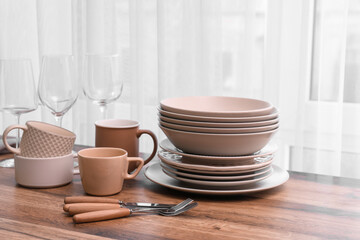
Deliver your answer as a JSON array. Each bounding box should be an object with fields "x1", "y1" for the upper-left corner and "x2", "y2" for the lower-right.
[
  {"x1": 72, "y1": 202, "x2": 198, "y2": 224},
  {"x1": 64, "y1": 196, "x2": 175, "y2": 208},
  {"x1": 63, "y1": 197, "x2": 176, "y2": 214},
  {"x1": 64, "y1": 203, "x2": 174, "y2": 215}
]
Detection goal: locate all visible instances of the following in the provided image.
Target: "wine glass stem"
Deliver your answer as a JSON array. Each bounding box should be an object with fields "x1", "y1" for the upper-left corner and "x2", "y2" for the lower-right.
[
  {"x1": 14, "y1": 113, "x2": 21, "y2": 148},
  {"x1": 55, "y1": 115, "x2": 63, "y2": 127},
  {"x1": 99, "y1": 104, "x2": 107, "y2": 119}
]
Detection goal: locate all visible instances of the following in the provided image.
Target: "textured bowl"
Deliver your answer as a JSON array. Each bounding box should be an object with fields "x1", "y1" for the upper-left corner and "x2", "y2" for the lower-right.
[
  {"x1": 160, "y1": 96, "x2": 273, "y2": 117},
  {"x1": 3, "y1": 121, "x2": 76, "y2": 158},
  {"x1": 159, "y1": 120, "x2": 279, "y2": 134},
  {"x1": 159, "y1": 125, "x2": 278, "y2": 156}
]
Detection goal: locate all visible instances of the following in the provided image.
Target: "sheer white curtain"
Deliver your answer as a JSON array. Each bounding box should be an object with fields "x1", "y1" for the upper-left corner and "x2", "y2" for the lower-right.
[{"x1": 0, "y1": 0, "x2": 359, "y2": 178}]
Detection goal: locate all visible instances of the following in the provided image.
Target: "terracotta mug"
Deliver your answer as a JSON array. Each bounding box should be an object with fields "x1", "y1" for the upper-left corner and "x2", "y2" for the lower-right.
[
  {"x1": 78, "y1": 147, "x2": 144, "y2": 196},
  {"x1": 95, "y1": 119, "x2": 157, "y2": 172},
  {"x1": 15, "y1": 153, "x2": 79, "y2": 188},
  {"x1": 2, "y1": 121, "x2": 76, "y2": 158}
]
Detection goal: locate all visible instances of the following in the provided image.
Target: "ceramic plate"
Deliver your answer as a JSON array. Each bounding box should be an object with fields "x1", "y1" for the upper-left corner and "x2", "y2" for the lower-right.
[
  {"x1": 160, "y1": 162, "x2": 273, "y2": 180},
  {"x1": 159, "y1": 114, "x2": 279, "y2": 128},
  {"x1": 159, "y1": 120, "x2": 279, "y2": 134},
  {"x1": 158, "y1": 107, "x2": 279, "y2": 123},
  {"x1": 159, "y1": 139, "x2": 277, "y2": 165},
  {"x1": 160, "y1": 160, "x2": 272, "y2": 175},
  {"x1": 160, "y1": 125, "x2": 278, "y2": 156},
  {"x1": 162, "y1": 167, "x2": 273, "y2": 187},
  {"x1": 145, "y1": 163, "x2": 289, "y2": 195},
  {"x1": 158, "y1": 150, "x2": 273, "y2": 172},
  {"x1": 160, "y1": 96, "x2": 273, "y2": 117}
]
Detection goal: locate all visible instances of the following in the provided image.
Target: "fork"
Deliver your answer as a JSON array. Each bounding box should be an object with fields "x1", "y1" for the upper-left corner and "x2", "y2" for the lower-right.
[
  {"x1": 160, "y1": 198, "x2": 193, "y2": 214},
  {"x1": 159, "y1": 202, "x2": 198, "y2": 216},
  {"x1": 73, "y1": 198, "x2": 195, "y2": 223}
]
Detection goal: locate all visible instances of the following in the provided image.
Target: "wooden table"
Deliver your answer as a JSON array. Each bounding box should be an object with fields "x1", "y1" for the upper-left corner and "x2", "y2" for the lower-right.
[{"x1": 0, "y1": 150, "x2": 359, "y2": 239}]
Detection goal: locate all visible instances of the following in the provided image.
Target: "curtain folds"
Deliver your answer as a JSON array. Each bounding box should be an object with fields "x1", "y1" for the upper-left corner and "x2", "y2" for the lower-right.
[{"x1": 0, "y1": 0, "x2": 359, "y2": 178}]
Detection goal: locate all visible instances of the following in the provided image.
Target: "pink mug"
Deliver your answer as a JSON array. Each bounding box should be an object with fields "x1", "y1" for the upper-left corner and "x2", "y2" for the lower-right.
[
  {"x1": 3, "y1": 121, "x2": 76, "y2": 158},
  {"x1": 95, "y1": 119, "x2": 157, "y2": 172}
]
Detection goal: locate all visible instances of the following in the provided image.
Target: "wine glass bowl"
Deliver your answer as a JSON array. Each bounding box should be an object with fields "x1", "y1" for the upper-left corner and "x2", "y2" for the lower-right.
[
  {"x1": 38, "y1": 55, "x2": 78, "y2": 126},
  {"x1": 82, "y1": 54, "x2": 123, "y2": 118},
  {"x1": 0, "y1": 58, "x2": 38, "y2": 167},
  {"x1": 0, "y1": 59, "x2": 38, "y2": 114}
]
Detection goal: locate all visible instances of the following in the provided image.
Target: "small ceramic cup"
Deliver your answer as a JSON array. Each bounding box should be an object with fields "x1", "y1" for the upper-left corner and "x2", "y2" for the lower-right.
[
  {"x1": 15, "y1": 153, "x2": 79, "y2": 188},
  {"x1": 2, "y1": 121, "x2": 76, "y2": 158},
  {"x1": 95, "y1": 119, "x2": 157, "y2": 172},
  {"x1": 78, "y1": 147, "x2": 144, "y2": 196}
]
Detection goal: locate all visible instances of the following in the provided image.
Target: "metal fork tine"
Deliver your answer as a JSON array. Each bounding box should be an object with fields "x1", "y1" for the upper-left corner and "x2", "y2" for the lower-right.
[
  {"x1": 159, "y1": 202, "x2": 198, "y2": 216},
  {"x1": 166, "y1": 198, "x2": 193, "y2": 213},
  {"x1": 130, "y1": 199, "x2": 194, "y2": 214}
]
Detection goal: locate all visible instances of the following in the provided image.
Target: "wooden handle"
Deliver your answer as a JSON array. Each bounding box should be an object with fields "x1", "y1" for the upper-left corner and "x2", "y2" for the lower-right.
[
  {"x1": 73, "y1": 208, "x2": 131, "y2": 224},
  {"x1": 67, "y1": 203, "x2": 121, "y2": 215},
  {"x1": 63, "y1": 203, "x2": 119, "y2": 213},
  {"x1": 64, "y1": 196, "x2": 119, "y2": 204},
  {"x1": 63, "y1": 204, "x2": 71, "y2": 212}
]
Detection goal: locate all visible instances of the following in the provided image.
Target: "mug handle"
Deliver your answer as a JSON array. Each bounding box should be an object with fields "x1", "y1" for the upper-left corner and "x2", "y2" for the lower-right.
[
  {"x1": 136, "y1": 129, "x2": 158, "y2": 165},
  {"x1": 125, "y1": 157, "x2": 144, "y2": 179},
  {"x1": 2, "y1": 124, "x2": 28, "y2": 155}
]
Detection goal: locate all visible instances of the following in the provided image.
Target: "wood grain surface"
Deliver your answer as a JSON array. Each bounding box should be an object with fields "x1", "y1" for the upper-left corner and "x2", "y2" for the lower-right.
[{"x1": 0, "y1": 147, "x2": 359, "y2": 239}]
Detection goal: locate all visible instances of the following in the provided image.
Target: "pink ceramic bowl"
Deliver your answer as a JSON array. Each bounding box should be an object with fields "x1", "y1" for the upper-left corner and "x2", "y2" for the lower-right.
[
  {"x1": 158, "y1": 107, "x2": 278, "y2": 123},
  {"x1": 160, "y1": 96, "x2": 273, "y2": 117},
  {"x1": 159, "y1": 119, "x2": 279, "y2": 134},
  {"x1": 14, "y1": 153, "x2": 78, "y2": 188},
  {"x1": 159, "y1": 125, "x2": 278, "y2": 156},
  {"x1": 158, "y1": 114, "x2": 279, "y2": 128}
]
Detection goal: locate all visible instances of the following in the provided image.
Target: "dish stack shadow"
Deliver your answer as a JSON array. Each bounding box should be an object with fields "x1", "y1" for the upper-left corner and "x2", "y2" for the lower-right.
[{"x1": 157, "y1": 96, "x2": 281, "y2": 192}]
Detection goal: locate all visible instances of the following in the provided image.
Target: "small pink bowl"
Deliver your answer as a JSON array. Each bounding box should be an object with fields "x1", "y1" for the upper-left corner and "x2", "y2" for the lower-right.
[
  {"x1": 161, "y1": 96, "x2": 273, "y2": 117},
  {"x1": 160, "y1": 125, "x2": 278, "y2": 156}
]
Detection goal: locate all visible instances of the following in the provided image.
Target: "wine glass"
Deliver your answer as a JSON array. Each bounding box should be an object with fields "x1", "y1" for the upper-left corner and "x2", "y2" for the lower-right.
[
  {"x1": 82, "y1": 54, "x2": 123, "y2": 119},
  {"x1": 0, "y1": 59, "x2": 38, "y2": 168},
  {"x1": 38, "y1": 55, "x2": 78, "y2": 127}
]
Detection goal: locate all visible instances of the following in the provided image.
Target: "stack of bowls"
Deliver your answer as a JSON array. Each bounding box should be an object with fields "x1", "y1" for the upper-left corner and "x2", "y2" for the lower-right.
[
  {"x1": 144, "y1": 96, "x2": 288, "y2": 195},
  {"x1": 158, "y1": 96, "x2": 279, "y2": 156}
]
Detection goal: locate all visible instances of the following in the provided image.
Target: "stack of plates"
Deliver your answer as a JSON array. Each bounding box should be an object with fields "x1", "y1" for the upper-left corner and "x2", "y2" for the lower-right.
[{"x1": 145, "y1": 96, "x2": 289, "y2": 195}]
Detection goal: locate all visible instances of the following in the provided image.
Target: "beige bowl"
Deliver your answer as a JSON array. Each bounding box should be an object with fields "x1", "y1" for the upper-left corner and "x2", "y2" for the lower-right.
[
  {"x1": 159, "y1": 125, "x2": 278, "y2": 156},
  {"x1": 159, "y1": 120, "x2": 279, "y2": 134},
  {"x1": 160, "y1": 96, "x2": 273, "y2": 117},
  {"x1": 14, "y1": 153, "x2": 78, "y2": 188}
]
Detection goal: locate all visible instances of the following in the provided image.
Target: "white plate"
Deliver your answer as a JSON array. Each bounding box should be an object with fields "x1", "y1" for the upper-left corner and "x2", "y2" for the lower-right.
[
  {"x1": 160, "y1": 162, "x2": 273, "y2": 181},
  {"x1": 145, "y1": 163, "x2": 289, "y2": 195},
  {"x1": 159, "y1": 139, "x2": 277, "y2": 165},
  {"x1": 159, "y1": 120, "x2": 279, "y2": 134},
  {"x1": 158, "y1": 150, "x2": 273, "y2": 172},
  {"x1": 162, "y1": 167, "x2": 274, "y2": 187},
  {"x1": 159, "y1": 114, "x2": 279, "y2": 128},
  {"x1": 158, "y1": 107, "x2": 279, "y2": 123},
  {"x1": 160, "y1": 96, "x2": 273, "y2": 117}
]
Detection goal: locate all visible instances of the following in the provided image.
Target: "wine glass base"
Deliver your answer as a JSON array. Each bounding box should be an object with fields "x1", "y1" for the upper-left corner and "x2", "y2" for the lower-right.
[{"x1": 0, "y1": 159, "x2": 15, "y2": 168}]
